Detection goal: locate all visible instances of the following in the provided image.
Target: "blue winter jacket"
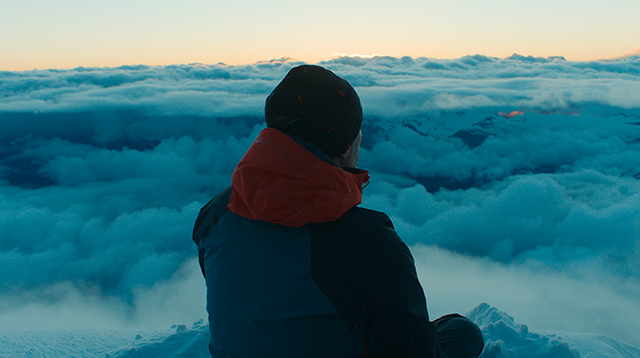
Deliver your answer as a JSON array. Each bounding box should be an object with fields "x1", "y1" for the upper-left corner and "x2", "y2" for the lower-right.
[{"x1": 193, "y1": 128, "x2": 442, "y2": 358}]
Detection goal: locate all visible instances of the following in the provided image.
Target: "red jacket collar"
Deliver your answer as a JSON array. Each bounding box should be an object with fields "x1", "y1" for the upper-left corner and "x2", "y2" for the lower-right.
[{"x1": 228, "y1": 128, "x2": 369, "y2": 227}]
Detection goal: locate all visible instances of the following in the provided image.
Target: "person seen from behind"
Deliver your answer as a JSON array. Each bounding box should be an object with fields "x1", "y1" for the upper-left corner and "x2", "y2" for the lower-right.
[{"x1": 193, "y1": 64, "x2": 484, "y2": 358}]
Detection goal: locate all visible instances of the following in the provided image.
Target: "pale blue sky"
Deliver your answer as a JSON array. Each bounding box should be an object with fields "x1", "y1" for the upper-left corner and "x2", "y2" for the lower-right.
[{"x1": 1, "y1": 0, "x2": 639, "y2": 70}]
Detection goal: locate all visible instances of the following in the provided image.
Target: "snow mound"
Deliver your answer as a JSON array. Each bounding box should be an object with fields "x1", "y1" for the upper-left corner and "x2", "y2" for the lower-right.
[
  {"x1": 544, "y1": 331, "x2": 640, "y2": 358},
  {"x1": 468, "y1": 303, "x2": 580, "y2": 358},
  {"x1": 106, "y1": 320, "x2": 209, "y2": 358},
  {"x1": 468, "y1": 303, "x2": 640, "y2": 358}
]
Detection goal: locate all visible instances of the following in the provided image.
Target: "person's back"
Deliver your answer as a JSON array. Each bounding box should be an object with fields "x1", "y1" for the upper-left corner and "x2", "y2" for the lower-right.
[{"x1": 193, "y1": 65, "x2": 484, "y2": 358}]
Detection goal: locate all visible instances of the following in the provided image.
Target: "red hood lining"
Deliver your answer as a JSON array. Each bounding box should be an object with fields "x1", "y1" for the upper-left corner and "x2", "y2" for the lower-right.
[{"x1": 228, "y1": 128, "x2": 369, "y2": 227}]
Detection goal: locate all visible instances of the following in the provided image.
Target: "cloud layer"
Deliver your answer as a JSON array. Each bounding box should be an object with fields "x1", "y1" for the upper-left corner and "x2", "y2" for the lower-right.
[{"x1": 1, "y1": 55, "x2": 639, "y2": 345}]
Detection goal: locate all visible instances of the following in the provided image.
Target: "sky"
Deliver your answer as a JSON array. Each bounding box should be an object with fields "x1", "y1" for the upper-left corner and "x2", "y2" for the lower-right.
[
  {"x1": 1, "y1": 0, "x2": 640, "y2": 71},
  {"x1": 1, "y1": 56, "x2": 640, "y2": 352}
]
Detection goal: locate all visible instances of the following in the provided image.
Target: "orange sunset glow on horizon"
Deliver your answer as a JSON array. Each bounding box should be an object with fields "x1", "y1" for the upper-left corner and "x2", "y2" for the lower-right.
[{"x1": 1, "y1": 0, "x2": 639, "y2": 71}]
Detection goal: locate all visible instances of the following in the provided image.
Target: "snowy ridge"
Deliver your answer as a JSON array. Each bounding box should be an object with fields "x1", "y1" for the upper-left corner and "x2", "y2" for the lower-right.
[
  {"x1": 547, "y1": 332, "x2": 640, "y2": 358},
  {"x1": 2, "y1": 304, "x2": 638, "y2": 358},
  {"x1": 469, "y1": 303, "x2": 579, "y2": 358},
  {"x1": 468, "y1": 303, "x2": 640, "y2": 358},
  {"x1": 106, "y1": 321, "x2": 209, "y2": 358}
]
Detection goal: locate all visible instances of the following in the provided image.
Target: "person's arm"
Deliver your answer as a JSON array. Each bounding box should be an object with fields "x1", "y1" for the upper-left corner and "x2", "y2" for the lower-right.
[
  {"x1": 363, "y1": 213, "x2": 442, "y2": 357},
  {"x1": 193, "y1": 186, "x2": 233, "y2": 277},
  {"x1": 311, "y1": 208, "x2": 443, "y2": 357}
]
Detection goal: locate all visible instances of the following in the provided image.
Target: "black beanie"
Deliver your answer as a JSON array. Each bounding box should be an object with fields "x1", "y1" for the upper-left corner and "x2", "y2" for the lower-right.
[{"x1": 265, "y1": 65, "x2": 363, "y2": 159}]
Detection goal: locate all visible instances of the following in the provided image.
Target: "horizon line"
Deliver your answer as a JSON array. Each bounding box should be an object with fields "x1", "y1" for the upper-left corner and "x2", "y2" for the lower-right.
[{"x1": 3, "y1": 50, "x2": 639, "y2": 73}]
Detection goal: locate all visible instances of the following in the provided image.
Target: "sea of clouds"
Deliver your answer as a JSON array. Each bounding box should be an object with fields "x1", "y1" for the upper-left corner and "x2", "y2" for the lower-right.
[{"x1": 1, "y1": 54, "x2": 639, "y2": 349}]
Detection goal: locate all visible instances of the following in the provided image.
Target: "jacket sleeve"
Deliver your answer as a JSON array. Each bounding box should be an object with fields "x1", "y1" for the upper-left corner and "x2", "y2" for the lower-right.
[
  {"x1": 310, "y1": 208, "x2": 443, "y2": 358},
  {"x1": 193, "y1": 186, "x2": 233, "y2": 278},
  {"x1": 365, "y1": 214, "x2": 442, "y2": 357}
]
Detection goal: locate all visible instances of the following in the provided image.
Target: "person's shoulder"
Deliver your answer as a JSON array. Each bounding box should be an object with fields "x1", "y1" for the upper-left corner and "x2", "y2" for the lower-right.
[
  {"x1": 193, "y1": 186, "x2": 232, "y2": 244},
  {"x1": 315, "y1": 206, "x2": 402, "y2": 252},
  {"x1": 311, "y1": 205, "x2": 414, "y2": 284},
  {"x1": 204, "y1": 186, "x2": 233, "y2": 212},
  {"x1": 341, "y1": 206, "x2": 395, "y2": 231}
]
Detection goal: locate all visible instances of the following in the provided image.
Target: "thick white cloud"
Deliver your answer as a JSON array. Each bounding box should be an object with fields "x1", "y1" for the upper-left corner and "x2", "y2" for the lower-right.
[
  {"x1": 0, "y1": 259, "x2": 206, "y2": 330},
  {"x1": 364, "y1": 172, "x2": 640, "y2": 273},
  {"x1": 412, "y1": 245, "x2": 640, "y2": 348},
  {"x1": 1, "y1": 55, "x2": 639, "y2": 346}
]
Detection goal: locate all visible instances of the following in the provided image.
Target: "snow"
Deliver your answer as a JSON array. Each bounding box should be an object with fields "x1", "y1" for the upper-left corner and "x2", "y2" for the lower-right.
[
  {"x1": 1, "y1": 304, "x2": 638, "y2": 358},
  {"x1": 0, "y1": 324, "x2": 209, "y2": 358},
  {"x1": 548, "y1": 332, "x2": 640, "y2": 358},
  {"x1": 468, "y1": 304, "x2": 640, "y2": 358}
]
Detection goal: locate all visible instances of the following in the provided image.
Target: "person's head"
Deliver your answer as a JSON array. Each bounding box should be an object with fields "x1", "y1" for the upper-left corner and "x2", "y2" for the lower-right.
[{"x1": 265, "y1": 65, "x2": 363, "y2": 167}]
